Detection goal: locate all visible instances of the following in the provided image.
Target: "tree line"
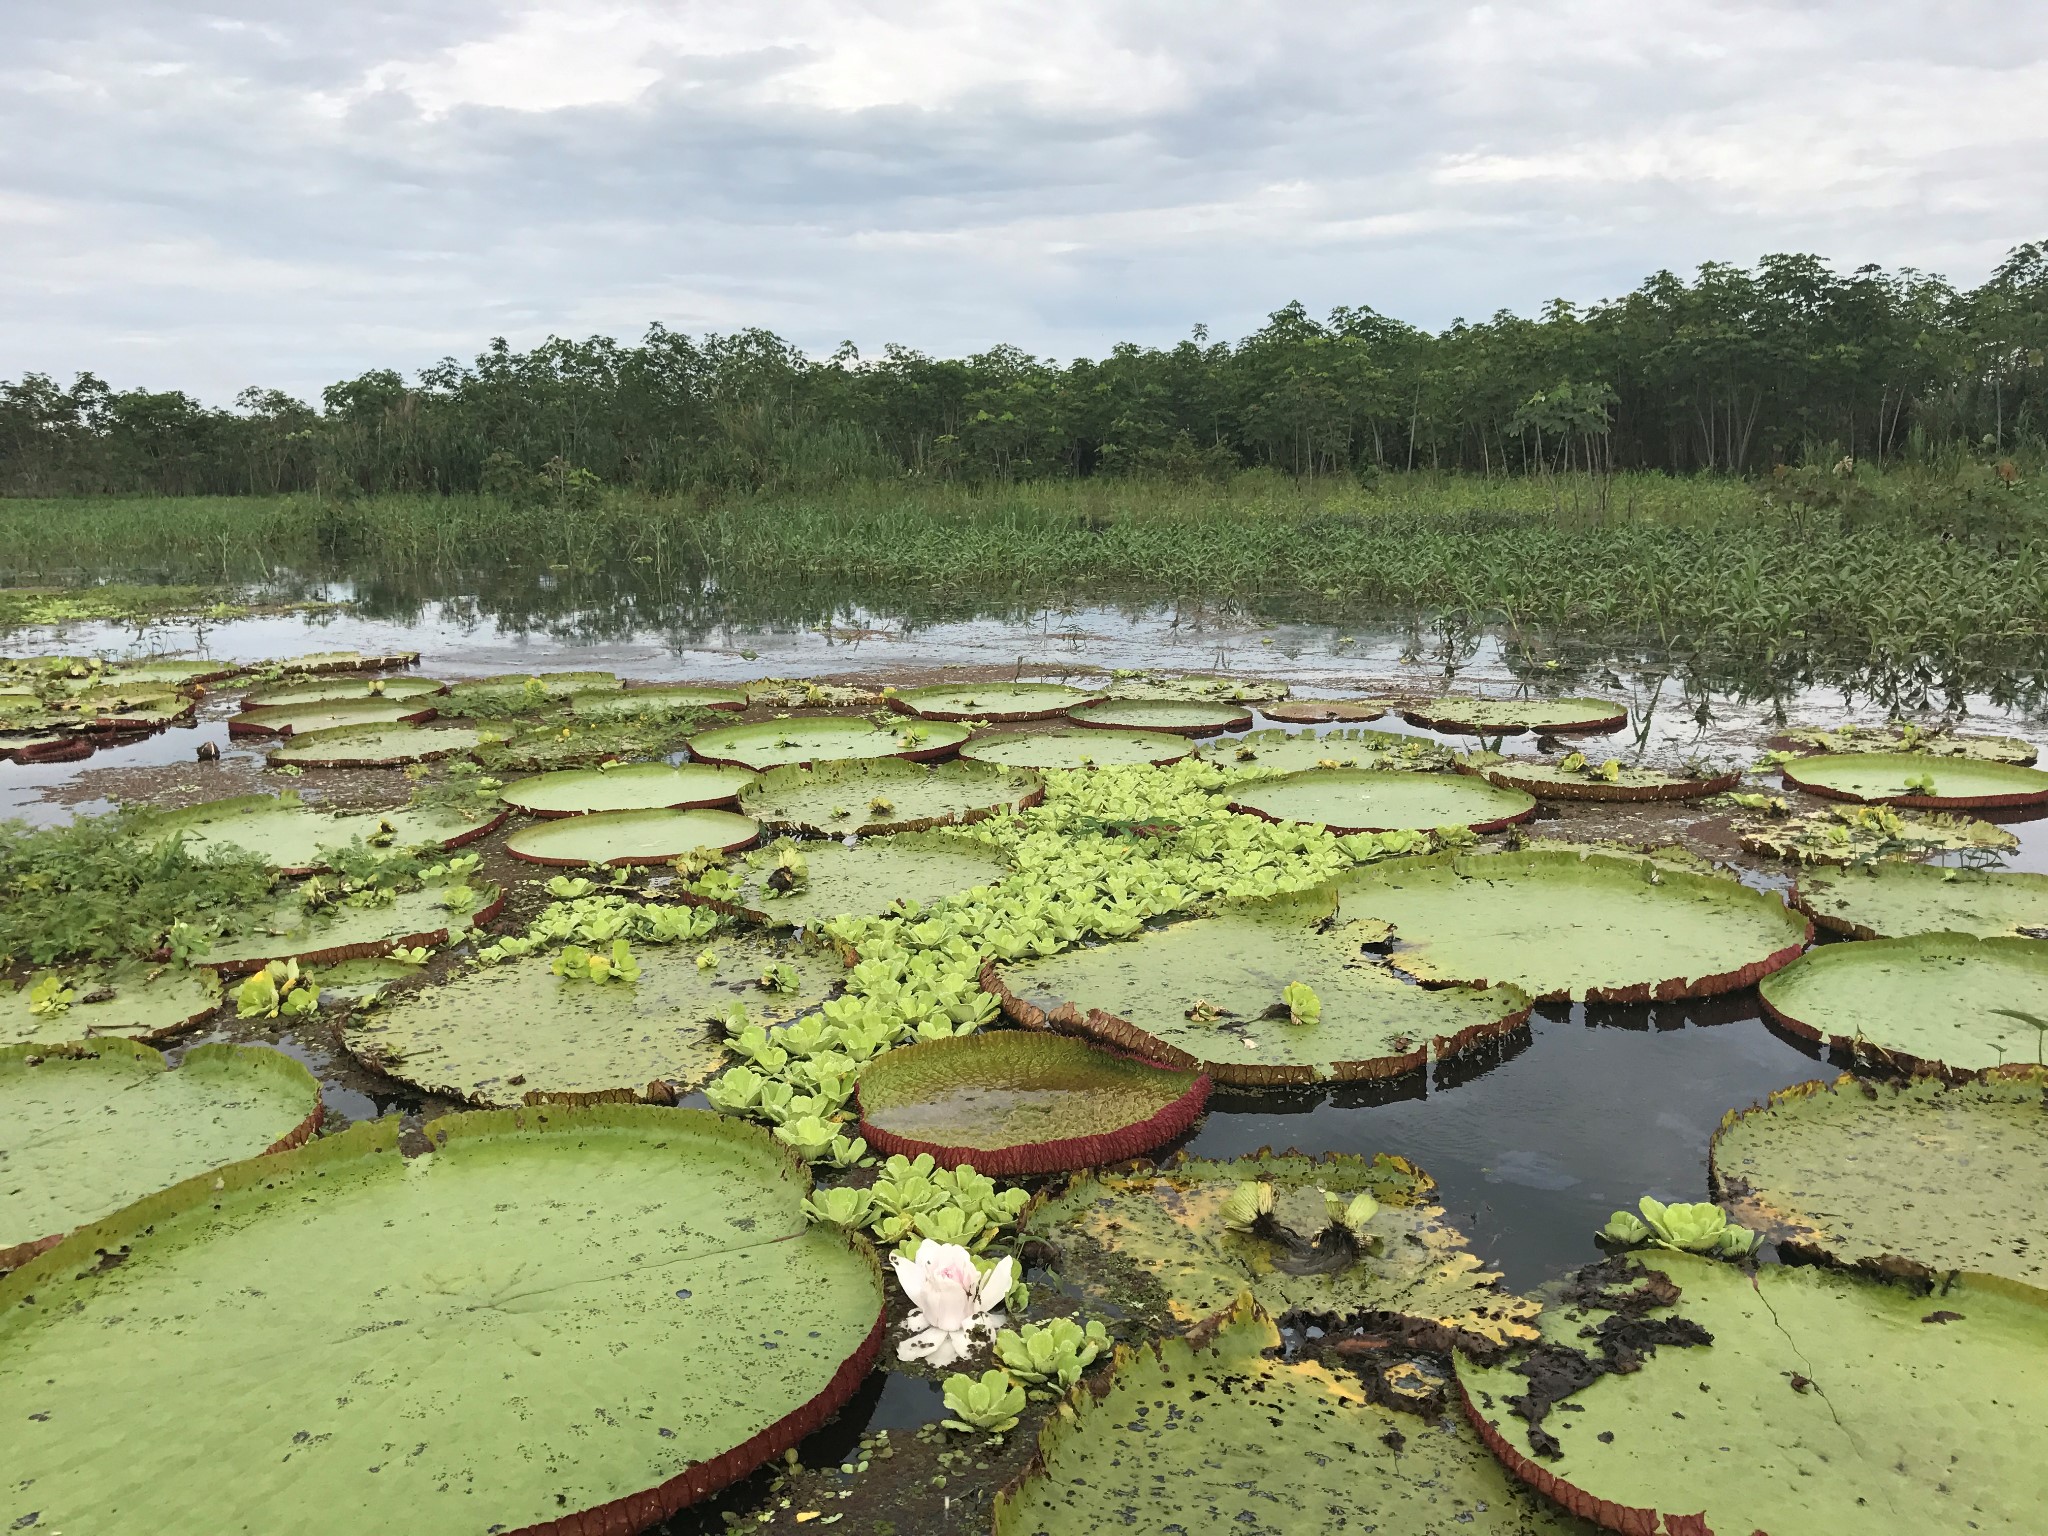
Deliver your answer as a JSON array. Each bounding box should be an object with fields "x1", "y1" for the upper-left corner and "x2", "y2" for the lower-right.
[{"x1": 3, "y1": 243, "x2": 2043, "y2": 498}]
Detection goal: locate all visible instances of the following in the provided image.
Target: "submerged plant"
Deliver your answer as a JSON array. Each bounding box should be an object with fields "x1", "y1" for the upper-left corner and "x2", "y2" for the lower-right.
[
  {"x1": 893, "y1": 1239, "x2": 1015, "y2": 1366},
  {"x1": 941, "y1": 1369, "x2": 1027, "y2": 1435}
]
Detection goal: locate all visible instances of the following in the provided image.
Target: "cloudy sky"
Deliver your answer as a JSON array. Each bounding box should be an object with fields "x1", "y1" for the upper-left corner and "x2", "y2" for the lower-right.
[{"x1": 5, "y1": 2, "x2": 2045, "y2": 402}]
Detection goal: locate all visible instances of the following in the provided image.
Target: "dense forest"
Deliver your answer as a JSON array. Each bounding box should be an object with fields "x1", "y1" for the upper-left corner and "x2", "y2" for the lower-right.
[{"x1": 4, "y1": 244, "x2": 2044, "y2": 499}]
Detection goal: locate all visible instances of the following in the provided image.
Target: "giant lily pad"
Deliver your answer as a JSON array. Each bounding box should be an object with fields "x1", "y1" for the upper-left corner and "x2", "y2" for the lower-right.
[
  {"x1": 1774, "y1": 722, "x2": 2038, "y2": 765},
  {"x1": 96, "y1": 658, "x2": 240, "y2": 688},
  {"x1": 504, "y1": 807, "x2": 759, "y2": 866},
  {"x1": 0, "y1": 1039, "x2": 321, "y2": 1270},
  {"x1": 200, "y1": 881, "x2": 503, "y2": 973},
  {"x1": 1712, "y1": 1070, "x2": 2048, "y2": 1292},
  {"x1": 267, "y1": 723, "x2": 481, "y2": 768},
  {"x1": 570, "y1": 683, "x2": 748, "y2": 716},
  {"x1": 688, "y1": 715, "x2": 970, "y2": 770},
  {"x1": 1337, "y1": 849, "x2": 1810, "y2": 1002},
  {"x1": 1105, "y1": 673, "x2": 1289, "y2": 704},
  {"x1": 1794, "y1": 860, "x2": 2048, "y2": 940},
  {"x1": 1065, "y1": 698, "x2": 1252, "y2": 735},
  {"x1": 0, "y1": 962, "x2": 222, "y2": 1046},
  {"x1": 1757, "y1": 933, "x2": 2048, "y2": 1075},
  {"x1": 1780, "y1": 751, "x2": 2048, "y2": 810},
  {"x1": 275, "y1": 648, "x2": 419, "y2": 674},
  {"x1": 346, "y1": 936, "x2": 837, "y2": 1104},
  {"x1": 890, "y1": 682, "x2": 1101, "y2": 721},
  {"x1": 856, "y1": 1032, "x2": 1208, "y2": 1175},
  {"x1": 1457, "y1": 1251, "x2": 2048, "y2": 1535},
  {"x1": 1228, "y1": 767, "x2": 1537, "y2": 833},
  {"x1": 0, "y1": 1106, "x2": 886, "y2": 1534},
  {"x1": 1401, "y1": 696, "x2": 1626, "y2": 735},
  {"x1": 992, "y1": 1295, "x2": 1590, "y2": 1536},
  {"x1": 134, "y1": 793, "x2": 502, "y2": 874},
  {"x1": 1468, "y1": 758, "x2": 1740, "y2": 802},
  {"x1": 1196, "y1": 725, "x2": 1453, "y2": 774},
  {"x1": 688, "y1": 833, "x2": 1008, "y2": 927},
  {"x1": 959, "y1": 729, "x2": 1191, "y2": 770},
  {"x1": 66, "y1": 689, "x2": 195, "y2": 731},
  {"x1": 1737, "y1": 802, "x2": 2019, "y2": 864},
  {"x1": 228, "y1": 698, "x2": 436, "y2": 737},
  {"x1": 239, "y1": 675, "x2": 445, "y2": 710},
  {"x1": 738, "y1": 758, "x2": 1043, "y2": 836},
  {"x1": 1261, "y1": 698, "x2": 1391, "y2": 723},
  {"x1": 989, "y1": 887, "x2": 1531, "y2": 1085},
  {"x1": 1021, "y1": 1152, "x2": 1542, "y2": 1351},
  {"x1": 499, "y1": 761, "x2": 760, "y2": 816}
]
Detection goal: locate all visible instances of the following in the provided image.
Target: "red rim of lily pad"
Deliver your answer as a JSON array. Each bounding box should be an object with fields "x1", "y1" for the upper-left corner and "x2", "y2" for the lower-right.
[
  {"x1": 854, "y1": 1031, "x2": 1211, "y2": 1176},
  {"x1": 1260, "y1": 699, "x2": 1390, "y2": 724},
  {"x1": 1459, "y1": 759, "x2": 1743, "y2": 803},
  {"x1": 1778, "y1": 753, "x2": 2048, "y2": 811},
  {"x1": 4, "y1": 734, "x2": 96, "y2": 764},
  {"x1": 74, "y1": 695, "x2": 198, "y2": 732},
  {"x1": 1400, "y1": 697, "x2": 1628, "y2": 736}
]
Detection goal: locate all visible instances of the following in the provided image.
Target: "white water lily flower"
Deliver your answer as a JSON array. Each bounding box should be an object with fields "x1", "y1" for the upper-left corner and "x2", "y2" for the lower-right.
[{"x1": 892, "y1": 1240, "x2": 1013, "y2": 1366}]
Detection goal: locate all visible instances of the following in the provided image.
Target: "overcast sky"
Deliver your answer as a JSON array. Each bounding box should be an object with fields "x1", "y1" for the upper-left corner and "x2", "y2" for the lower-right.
[{"x1": 5, "y1": 2, "x2": 2045, "y2": 403}]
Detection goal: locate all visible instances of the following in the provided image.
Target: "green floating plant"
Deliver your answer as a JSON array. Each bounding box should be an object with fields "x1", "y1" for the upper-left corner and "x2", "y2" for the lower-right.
[
  {"x1": 28, "y1": 972, "x2": 75, "y2": 1017},
  {"x1": 992, "y1": 1317, "x2": 1110, "y2": 1399},
  {"x1": 1281, "y1": 980, "x2": 1321, "y2": 1026},
  {"x1": 235, "y1": 958, "x2": 320, "y2": 1020},
  {"x1": 549, "y1": 938, "x2": 641, "y2": 985},
  {"x1": 1600, "y1": 1195, "x2": 1761, "y2": 1258},
  {"x1": 942, "y1": 1369, "x2": 1027, "y2": 1435}
]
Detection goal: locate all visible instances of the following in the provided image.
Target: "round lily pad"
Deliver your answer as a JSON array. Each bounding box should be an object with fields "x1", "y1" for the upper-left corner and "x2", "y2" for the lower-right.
[
  {"x1": 1780, "y1": 751, "x2": 2048, "y2": 810},
  {"x1": 275, "y1": 648, "x2": 419, "y2": 674},
  {"x1": 0, "y1": 1106, "x2": 887, "y2": 1534},
  {"x1": 499, "y1": 761, "x2": 760, "y2": 817},
  {"x1": 1468, "y1": 758, "x2": 1741, "y2": 802},
  {"x1": 1757, "y1": 933, "x2": 2048, "y2": 1075},
  {"x1": 855, "y1": 1032, "x2": 1209, "y2": 1175},
  {"x1": 1712, "y1": 1070, "x2": 2048, "y2": 1292},
  {"x1": 504, "y1": 807, "x2": 758, "y2": 866},
  {"x1": 200, "y1": 882, "x2": 503, "y2": 972},
  {"x1": 1065, "y1": 698, "x2": 1252, "y2": 735},
  {"x1": 688, "y1": 715, "x2": 970, "y2": 771},
  {"x1": 959, "y1": 729, "x2": 1191, "y2": 770},
  {"x1": 69, "y1": 690, "x2": 195, "y2": 731},
  {"x1": 993, "y1": 1295, "x2": 1586, "y2": 1536},
  {"x1": 134, "y1": 793, "x2": 503, "y2": 874},
  {"x1": 97, "y1": 658, "x2": 240, "y2": 688},
  {"x1": 738, "y1": 759, "x2": 1043, "y2": 836},
  {"x1": 1337, "y1": 849, "x2": 1811, "y2": 1002},
  {"x1": 0, "y1": 731, "x2": 92, "y2": 765},
  {"x1": 347, "y1": 936, "x2": 837, "y2": 1105},
  {"x1": 1457, "y1": 1250, "x2": 2048, "y2": 1534},
  {"x1": 1, "y1": 1039, "x2": 321, "y2": 1271},
  {"x1": 228, "y1": 699, "x2": 437, "y2": 737},
  {"x1": 0, "y1": 962, "x2": 222, "y2": 1047},
  {"x1": 268, "y1": 723, "x2": 481, "y2": 768},
  {"x1": 239, "y1": 676, "x2": 445, "y2": 710},
  {"x1": 1106, "y1": 674, "x2": 1289, "y2": 704},
  {"x1": 1773, "y1": 723, "x2": 2038, "y2": 765},
  {"x1": 990, "y1": 888, "x2": 1531, "y2": 1085},
  {"x1": 1260, "y1": 698, "x2": 1390, "y2": 724},
  {"x1": 1737, "y1": 803, "x2": 2020, "y2": 865},
  {"x1": 1401, "y1": 696, "x2": 1627, "y2": 735},
  {"x1": 1020, "y1": 1152, "x2": 1543, "y2": 1350},
  {"x1": 1228, "y1": 767, "x2": 1537, "y2": 833},
  {"x1": 890, "y1": 682, "x2": 1101, "y2": 721},
  {"x1": 312, "y1": 957, "x2": 426, "y2": 1004},
  {"x1": 1793, "y1": 861, "x2": 2048, "y2": 940},
  {"x1": 1195, "y1": 726, "x2": 1452, "y2": 774},
  {"x1": 688, "y1": 833, "x2": 1008, "y2": 927},
  {"x1": 570, "y1": 683, "x2": 748, "y2": 716}
]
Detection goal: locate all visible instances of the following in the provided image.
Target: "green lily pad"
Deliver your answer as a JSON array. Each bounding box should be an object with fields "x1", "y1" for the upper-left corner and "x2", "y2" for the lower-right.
[
  {"x1": 239, "y1": 675, "x2": 445, "y2": 710},
  {"x1": 1794, "y1": 860, "x2": 2048, "y2": 940},
  {"x1": 737, "y1": 758, "x2": 1043, "y2": 836},
  {"x1": 346, "y1": 936, "x2": 836, "y2": 1104},
  {"x1": 133, "y1": 793, "x2": 501, "y2": 874},
  {"x1": 1737, "y1": 802, "x2": 2020, "y2": 864},
  {"x1": 688, "y1": 715, "x2": 970, "y2": 770},
  {"x1": 267, "y1": 723, "x2": 481, "y2": 768},
  {"x1": 1401, "y1": 696, "x2": 1627, "y2": 735},
  {"x1": 68, "y1": 689, "x2": 195, "y2": 730},
  {"x1": 96, "y1": 658, "x2": 240, "y2": 688},
  {"x1": 0, "y1": 730, "x2": 91, "y2": 764},
  {"x1": 200, "y1": 882, "x2": 503, "y2": 972},
  {"x1": 856, "y1": 1032, "x2": 1208, "y2": 1176},
  {"x1": 504, "y1": 807, "x2": 759, "y2": 866},
  {"x1": 311, "y1": 956, "x2": 426, "y2": 1004},
  {"x1": 570, "y1": 683, "x2": 748, "y2": 716},
  {"x1": 959, "y1": 729, "x2": 1192, "y2": 770},
  {"x1": 1260, "y1": 698, "x2": 1391, "y2": 724},
  {"x1": 890, "y1": 682, "x2": 1101, "y2": 721},
  {"x1": 1713, "y1": 1070, "x2": 2048, "y2": 1292},
  {"x1": 1774, "y1": 723, "x2": 2038, "y2": 765},
  {"x1": 1757, "y1": 933, "x2": 2048, "y2": 1074},
  {"x1": 989, "y1": 887, "x2": 1531, "y2": 1085},
  {"x1": 1064, "y1": 698, "x2": 1252, "y2": 734},
  {"x1": 994, "y1": 1295, "x2": 1591, "y2": 1536},
  {"x1": 499, "y1": 761, "x2": 760, "y2": 816},
  {"x1": 1020, "y1": 1152, "x2": 1543, "y2": 1350},
  {"x1": 1457, "y1": 1251, "x2": 2048, "y2": 1534},
  {"x1": 1781, "y1": 751, "x2": 2048, "y2": 810},
  {"x1": 1, "y1": 1039, "x2": 321, "y2": 1268},
  {"x1": 0, "y1": 1106, "x2": 886, "y2": 1533},
  {"x1": 1337, "y1": 849, "x2": 1811, "y2": 1002},
  {"x1": 0, "y1": 962, "x2": 222, "y2": 1047},
  {"x1": 694, "y1": 833, "x2": 1008, "y2": 927},
  {"x1": 275, "y1": 648, "x2": 419, "y2": 674},
  {"x1": 1469, "y1": 758, "x2": 1741, "y2": 802},
  {"x1": 228, "y1": 698, "x2": 437, "y2": 736},
  {"x1": 1195, "y1": 726, "x2": 1453, "y2": 774},
  {"x1": 1105, "y1": 673, "x2": 1289, "y2": 704},
  {"x1": 1228, "y1": 767, "x2": 1537, "y2": 833}
]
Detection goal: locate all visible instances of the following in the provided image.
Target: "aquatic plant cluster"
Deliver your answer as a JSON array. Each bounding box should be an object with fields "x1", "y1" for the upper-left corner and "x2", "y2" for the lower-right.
[{"x1": 4, "y1": 648, "x2": 2048, "y2": 1534}]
